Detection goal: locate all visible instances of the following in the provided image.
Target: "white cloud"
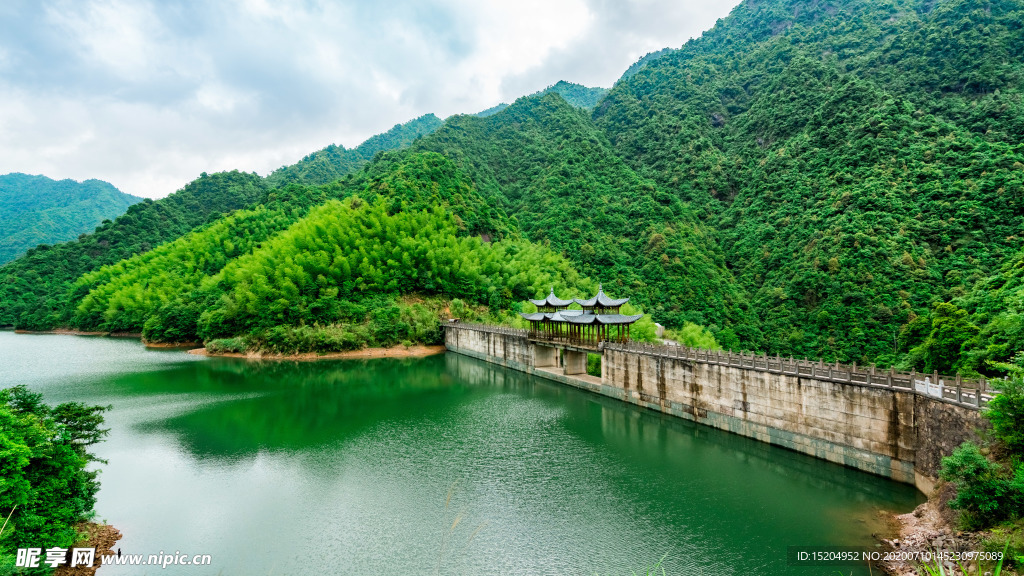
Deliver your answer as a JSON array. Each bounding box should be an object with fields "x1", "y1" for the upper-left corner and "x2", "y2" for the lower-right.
[
  {"x1": 0, "y1": 0, "x2": 741, "y2": 198},
  {"x1": 45, "y1": 0, "x2": 165, "y2": 80}
]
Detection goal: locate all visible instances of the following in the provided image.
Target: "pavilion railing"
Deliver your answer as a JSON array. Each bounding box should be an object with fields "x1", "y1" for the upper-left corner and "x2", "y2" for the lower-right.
[{"x1": 445, "y1": 322, "x2": 617, "y2": 348}]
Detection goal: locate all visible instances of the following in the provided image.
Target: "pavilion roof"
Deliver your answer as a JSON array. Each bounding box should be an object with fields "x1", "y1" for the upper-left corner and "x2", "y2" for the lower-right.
[
  {"x1": 520, "y1": 310, "x2": 581, "y2": 322},
  {"x1": 529, "y1": 288, "x2": 575, "y2": 308},
  {"x1": 575, "y1": 284, "x2": 629, "y2": 308},
  {"x1": 567, "y1": 313, "x2": 643, "y2": 325},
  {"x1": 519, "y1": 311, "x2": 643, "y2": 325}
]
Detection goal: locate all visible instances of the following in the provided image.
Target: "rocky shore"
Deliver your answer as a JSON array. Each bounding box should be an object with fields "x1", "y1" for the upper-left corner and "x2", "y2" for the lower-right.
[
  {"x1": 53, "y1": 523, "x2": 122, "y2": 576},
  {"x1": 878, "y1": 484, "x2": 1013, "y2": 575}
]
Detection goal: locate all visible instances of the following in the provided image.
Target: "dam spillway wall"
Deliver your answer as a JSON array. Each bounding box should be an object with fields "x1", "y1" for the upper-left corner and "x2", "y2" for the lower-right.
[{"x1": 444, "y1": 323, "x2": 987, "y2": 492}]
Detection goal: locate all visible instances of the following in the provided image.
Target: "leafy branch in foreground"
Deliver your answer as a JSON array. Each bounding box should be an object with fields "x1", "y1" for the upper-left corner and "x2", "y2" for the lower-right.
[{"x1": 0, "y1": 385, "x2": 110, "y2": 572}]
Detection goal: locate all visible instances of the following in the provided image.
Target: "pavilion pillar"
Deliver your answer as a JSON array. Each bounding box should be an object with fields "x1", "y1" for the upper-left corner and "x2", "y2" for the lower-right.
[
  {"x1": 534, "y1": 345, "x2": 559, "y2": 368},
  {"x1": 563, "y1": 349, "x2": 587, "y2": 375}
]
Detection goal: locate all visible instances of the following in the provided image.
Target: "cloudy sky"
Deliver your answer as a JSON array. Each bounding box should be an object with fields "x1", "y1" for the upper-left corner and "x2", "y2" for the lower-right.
[{"x1": 0, "y1": 0, "x2": 741, "y2": 199}]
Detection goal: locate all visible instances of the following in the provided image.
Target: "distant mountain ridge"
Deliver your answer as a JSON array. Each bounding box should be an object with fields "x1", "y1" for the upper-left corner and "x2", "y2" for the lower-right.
[
  {"x1": 476, "y1": 80, "x2": 609, "y2": 117},
  {"x1": 0, "y1": 174, "x2": 143, "y2": 264},
  {"x1": 266, "y1": 114, "x2": 444, "y2": 187},
  {"x1": 616, "y1": 48, "x2": 674, "y2": 84}
]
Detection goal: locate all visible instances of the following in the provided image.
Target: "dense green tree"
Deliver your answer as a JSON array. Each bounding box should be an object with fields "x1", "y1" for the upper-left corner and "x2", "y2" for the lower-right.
[
  {"x1": 403, "y1": 93, "x2": 756, "y2": 338},
  {"x1": 476, "y1": 80, "x2": 609, "y2": 117},
  {"x1": 908, "y1": 302, "x2": 980, "y2": 373},
  {"x1": 67, "y1": 154, "x2": 519, "y2": 344},
  {"x1": 0, "y1": 386, "x2": 109, "y2": 571},
  {"x1": 195, "y1": 199, "x2": 589, "y2": 343},
  {"x1": 594, "y1": 0, "x2": 1024, "y2": 364}
]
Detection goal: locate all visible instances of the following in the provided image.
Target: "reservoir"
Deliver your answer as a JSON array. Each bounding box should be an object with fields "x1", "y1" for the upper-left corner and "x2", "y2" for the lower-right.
[{"x1": 1, "y1": 332, "x2": 923, "y2": 575}]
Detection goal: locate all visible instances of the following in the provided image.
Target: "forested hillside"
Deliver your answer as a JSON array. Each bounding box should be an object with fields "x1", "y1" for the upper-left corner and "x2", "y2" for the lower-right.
[
  {"x1": 593, "y1": 0, "x2": 1024, "y2": 369},
  {"x1": 404, "y1": 93, "x2": 754, "y2": 343},
  {"x1": 0, "y1": 174, "x2": 141, "y2": 264},
  {"x1": 0, "y1": 171, "x2": 267, "y2": 329},
  {"x1": 66, "y1": 153, "x2": 590, "y2": 352},
  {"x1": 3, "y1": 0, "x2": 1024, "y2": 373},
  {"x1": 616, "y1": 48, "x2": 674, "y2": 84},
  {"x1": 67, "y1": 153, "x2": 516, "y2": 338}
]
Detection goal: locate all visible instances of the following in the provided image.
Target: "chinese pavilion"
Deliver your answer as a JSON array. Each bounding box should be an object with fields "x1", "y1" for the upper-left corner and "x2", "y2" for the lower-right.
[{"x1": 520, "y1": 285, "x2": 642, "y2": 347}]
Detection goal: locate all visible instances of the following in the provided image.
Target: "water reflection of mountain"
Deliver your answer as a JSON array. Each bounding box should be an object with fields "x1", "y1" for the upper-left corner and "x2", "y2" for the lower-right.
[
  {"x1": 118, "y1": 350, "x2": 919, "y2": 532},
  {"x1": 132, "y1": 355, "x2": 478, "y2": 457}
]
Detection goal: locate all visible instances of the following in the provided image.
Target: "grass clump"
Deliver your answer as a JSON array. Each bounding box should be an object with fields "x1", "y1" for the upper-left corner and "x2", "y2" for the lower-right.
[{"x1": 205, "y1": 337, "x2": 248, "y2": 354}]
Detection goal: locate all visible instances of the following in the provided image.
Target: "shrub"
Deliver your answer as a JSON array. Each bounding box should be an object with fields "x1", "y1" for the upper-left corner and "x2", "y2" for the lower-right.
[
  {"x1": 665, "y1": 322, "x2": 721, "y2": 349},
  {"x1": 142, "y1": 297, "x2": 203, "y2": 343},
  {"x1": 246, "y1": 324, "x2": 371, "y2": 354},
  {"x1": 206, "y1": 337, "x2": 247, "y2": 354},
  {"x1": 940, "y1": 443, "x2": 1023, "y2": 529},
  {"x1": 370, "y1": 306, "x2": 409, "y2": 347},
  {"x1": 908, "y1": 302, "x2": 979, "y2": 374},
  {"x1": 587, "y1": 353, "x2": 602, "y2": 377},
  {"x1": 449, "y1": 298, "x2": 469, "y2": 320}
]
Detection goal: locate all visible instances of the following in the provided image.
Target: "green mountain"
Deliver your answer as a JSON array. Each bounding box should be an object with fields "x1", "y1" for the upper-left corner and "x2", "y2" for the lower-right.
[
  {"x1": 476, "y1": 80, "x2": 610, "y2": 117},
  {"x1": 541, "y1": 80, "x2": 609, "y2": 109},
  {"x1": 66, "y1": 152, "x2": 589, "y2": 350},
  {"x1": 266, "y1": 113, "x2": 443, "y2": 187},
  {"x1": 0, "y1": 174, "x2": 142, "y2": 264},
  {"x1": 0, "y1": 111, "x2": 449, "y2": 331},
  {"x1": 592, "y1": 0, "x2": 1024, "y2": 368},
  {"x1": 475, "y1": 103, "x2": 509, "y2": 118},
  {"x1": 0, "y1": 171, "x2": 267, "y2": 329},
  {"x1": 404, "y1": 92, "x2": 752, "y2": 340}
]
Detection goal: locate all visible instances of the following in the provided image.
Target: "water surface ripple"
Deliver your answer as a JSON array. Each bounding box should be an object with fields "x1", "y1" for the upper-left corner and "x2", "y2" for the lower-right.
[{"x1": 0, "y1": 332, "x2": 922, "y2": 575}]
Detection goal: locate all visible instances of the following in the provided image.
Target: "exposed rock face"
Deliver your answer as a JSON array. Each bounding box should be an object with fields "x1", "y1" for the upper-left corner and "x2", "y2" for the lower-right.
[{"x1": 915, "y1": 399, "x2": 990, "y2": 478}]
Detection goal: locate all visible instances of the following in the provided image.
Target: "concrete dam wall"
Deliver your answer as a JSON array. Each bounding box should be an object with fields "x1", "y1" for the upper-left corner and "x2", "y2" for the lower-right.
[{"x1": 444, "y1": 324, "x2": 987, "y2": 492}]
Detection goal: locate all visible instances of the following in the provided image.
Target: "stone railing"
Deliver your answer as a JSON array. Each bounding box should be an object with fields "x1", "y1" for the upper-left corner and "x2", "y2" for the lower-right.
[
  {"x1": 445, "y1": 323, "x2": 995, "y2": 410},
  {"x1": 445, "y1": 322, "x2": 528, "y2": 338},
  {"x1": 604, "y1": 341, "x2": 992, "y2": 410}
]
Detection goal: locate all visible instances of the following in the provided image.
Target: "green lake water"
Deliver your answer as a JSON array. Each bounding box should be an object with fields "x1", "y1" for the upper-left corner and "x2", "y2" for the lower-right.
[{"x1": 0, "y1": 331, "x2": 923, "y2": 575}]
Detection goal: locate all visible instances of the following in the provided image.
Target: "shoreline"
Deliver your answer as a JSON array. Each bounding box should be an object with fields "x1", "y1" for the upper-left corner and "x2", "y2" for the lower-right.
[
  {"x1": 188, "y1": 344, "x2": 447, "y2": 361},
  {"x1": 15, "y1": 328, "x2": 108, "y2": 336},
  {"x1": 13, "y1": 328, "x2": 143, "y2": 338},
  {"x1": 143, "y1": 340, "x2": 202, "y2": 348},
  {"x1": 6, "y1": 329, "x2": 447, "y2": 360},
  {"x1": 875, "y1": 484, "x2": 1008, "y2": 575},
  {"x1": 53, "y1": 522, "x2": 122, "y2": 576}
]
